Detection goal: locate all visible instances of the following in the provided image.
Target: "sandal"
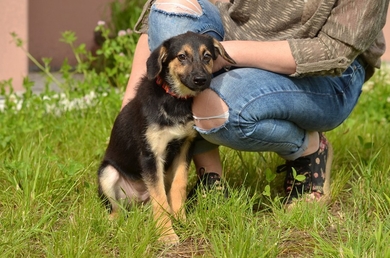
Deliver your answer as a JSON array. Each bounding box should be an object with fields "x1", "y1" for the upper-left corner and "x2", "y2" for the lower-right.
[
  {"x1": 276, "y1": 133, "x2": 333, "y2": 204},
  {"x1": 187, "y1": 167, "x2": 228, "y2": 200}
]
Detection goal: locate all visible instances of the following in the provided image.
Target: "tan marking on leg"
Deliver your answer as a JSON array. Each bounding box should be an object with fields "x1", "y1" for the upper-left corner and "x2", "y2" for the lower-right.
[
  {"x1": 144, "y1": 123, "x2": 196, "y2": 244},
  {"x1": 146, "y1": 179, "x2": 179, "y2": 244},
  {"x1": 167, "y1": 139, "x2": 193, "y2": 221}
]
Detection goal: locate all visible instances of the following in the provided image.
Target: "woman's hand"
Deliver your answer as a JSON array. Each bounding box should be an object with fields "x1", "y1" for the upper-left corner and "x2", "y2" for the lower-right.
[
  {"x1": 213, "y1": 54, "x2": 233, "y2": 73},
  {"x1": 212, "y1": 40, "x2": 297, "y2": 75}
]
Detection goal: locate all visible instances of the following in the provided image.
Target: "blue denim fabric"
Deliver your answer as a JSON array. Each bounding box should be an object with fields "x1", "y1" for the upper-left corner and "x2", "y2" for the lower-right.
[
  {"x1": 148, "y1": 0, "x2": 224, "y2": 51},
  {"x1": 196, "y1": 62, "x2": 364, "y2": 160},
  {"x1": 147, "y1": 0, "x2": 365, "y2": 160}
]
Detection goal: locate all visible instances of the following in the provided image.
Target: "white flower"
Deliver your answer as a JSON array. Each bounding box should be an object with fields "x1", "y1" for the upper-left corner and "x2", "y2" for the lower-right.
[
  {"x1": 97, "y1": 20, "x2": 106, "y2": 26},
  {"x1": 362, "y1": 81, "x2": 374, "y2": 92},
  {"x1": 118, "y1": 30, "x2": 127, "y2": 37}
]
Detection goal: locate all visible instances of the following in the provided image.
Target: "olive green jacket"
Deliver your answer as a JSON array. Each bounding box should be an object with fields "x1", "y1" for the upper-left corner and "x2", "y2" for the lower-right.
[{"x1": 135, "y1": 0, "x2": 389, "y2": 81}]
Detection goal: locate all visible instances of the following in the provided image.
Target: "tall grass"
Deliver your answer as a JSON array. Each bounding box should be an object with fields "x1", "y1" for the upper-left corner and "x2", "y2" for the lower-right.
[{"x1": 1, "y1": 67, "x2": 389, "y2": 257}]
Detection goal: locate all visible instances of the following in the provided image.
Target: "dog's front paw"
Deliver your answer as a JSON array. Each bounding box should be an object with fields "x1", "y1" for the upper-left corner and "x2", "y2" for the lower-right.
[
  {"x1": 174, "y1": 210, "x2": 186, "y2": 222},
  {"x1": 108, "y1": 211, "x2": 119, "y2": 220},
  {"x1": 159, "y1": 233, "x2": 180, "y2": 245}
]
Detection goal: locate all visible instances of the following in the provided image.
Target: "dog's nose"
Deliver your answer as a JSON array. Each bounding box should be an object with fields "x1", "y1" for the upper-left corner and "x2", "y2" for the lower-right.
[{"x1": 193, "y1": 76, "x2": 207, "y2": 86}]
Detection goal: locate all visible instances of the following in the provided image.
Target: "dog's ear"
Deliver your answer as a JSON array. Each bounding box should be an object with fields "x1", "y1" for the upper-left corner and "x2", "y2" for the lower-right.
[
  {"x1": 212, "y1": 38, "x2": 236, "y2": 65},
  {"x1": 146, "y1": 45, "x2": 168, "y2": 80}
]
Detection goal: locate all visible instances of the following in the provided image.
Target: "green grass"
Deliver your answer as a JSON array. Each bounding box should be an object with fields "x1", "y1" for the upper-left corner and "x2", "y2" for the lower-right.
[{"x1": 1, "y1": 67, "x2": 390, "y2": 257}]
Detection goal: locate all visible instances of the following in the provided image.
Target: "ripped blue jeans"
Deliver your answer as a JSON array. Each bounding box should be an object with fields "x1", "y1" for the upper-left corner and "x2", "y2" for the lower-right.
[{"x1": 148, "y1": 0, "x2": 365, "y2": 160}]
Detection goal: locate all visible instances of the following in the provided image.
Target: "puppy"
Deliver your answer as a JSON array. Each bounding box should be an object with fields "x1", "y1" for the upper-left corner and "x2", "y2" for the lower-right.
[{"x1": 97, "y1": 31, "x2": 235, "y2": 244}]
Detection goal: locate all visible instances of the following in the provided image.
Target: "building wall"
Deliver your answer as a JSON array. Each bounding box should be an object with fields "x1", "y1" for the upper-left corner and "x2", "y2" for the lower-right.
[
  {"x1": 382, "y1": 10, "x2": 390, "y2": 62},
  {"x1": 0, "y1": 0, "x2": 28, "y2": 91}
]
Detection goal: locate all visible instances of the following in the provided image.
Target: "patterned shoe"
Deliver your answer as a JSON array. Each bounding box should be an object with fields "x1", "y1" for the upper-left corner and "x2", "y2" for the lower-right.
[
  {"x1": 187, "y1": 167, "x2": 228, "y2": 200},
  {"x1": 276, "y1": 133, "x2": 333, "y2": 205}
]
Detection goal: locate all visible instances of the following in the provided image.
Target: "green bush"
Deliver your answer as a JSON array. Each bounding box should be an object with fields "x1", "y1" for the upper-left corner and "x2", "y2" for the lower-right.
[{"x1": 91, "y1": 0, "x2": 147, "y2": 87}]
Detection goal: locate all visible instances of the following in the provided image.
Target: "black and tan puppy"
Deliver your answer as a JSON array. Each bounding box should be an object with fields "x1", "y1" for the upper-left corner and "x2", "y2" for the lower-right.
[{"x1": 98, "y1": 31, "x2": 235, "y2": 244}]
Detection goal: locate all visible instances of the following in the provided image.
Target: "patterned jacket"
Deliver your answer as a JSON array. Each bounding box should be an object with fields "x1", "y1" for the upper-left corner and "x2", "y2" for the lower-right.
[{"x1": 135, "y1": 0, "x2": 389, "y2": 81}]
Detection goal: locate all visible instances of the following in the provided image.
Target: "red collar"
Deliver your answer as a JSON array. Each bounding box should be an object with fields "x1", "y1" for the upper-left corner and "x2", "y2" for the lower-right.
[{"x1": 156, "y1": 76, "x2": 191, "y2": 99}]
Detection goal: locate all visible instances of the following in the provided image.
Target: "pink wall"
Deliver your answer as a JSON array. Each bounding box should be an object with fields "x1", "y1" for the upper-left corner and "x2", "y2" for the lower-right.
[
  {"x1": 382, "y1": 10, "x2": 390, "y2": 62},
  {"x1": 28, "y1": 0, "x2": 111, "y2": 70},
  {"x1": 0, "y1": 0, "x2": 28, "y2": 91}
]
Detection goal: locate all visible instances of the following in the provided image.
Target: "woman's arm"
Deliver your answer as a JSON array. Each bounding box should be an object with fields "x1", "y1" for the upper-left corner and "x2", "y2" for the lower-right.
[
  {"x1": 121, "y1": 33, "x2": 150, "y2": 109},
  {"x1": 287, "y1": 0, "x2": 389, "y2": 77},
  {"x1": 214, "y1": 40, "x2": 297, "y2": 75}
]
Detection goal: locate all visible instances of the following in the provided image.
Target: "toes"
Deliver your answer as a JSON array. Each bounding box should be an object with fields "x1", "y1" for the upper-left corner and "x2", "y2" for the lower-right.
[{"x1": 159, "y1": 233, "x2": 180, "y2": 245}]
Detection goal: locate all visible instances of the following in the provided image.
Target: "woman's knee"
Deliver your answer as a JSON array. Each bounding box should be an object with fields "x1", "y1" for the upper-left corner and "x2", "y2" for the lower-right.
[
  {"x1": 154, "y1": 0, "x2": 203, "y2": 15},
  {"x1": 148, "y1": 0, "x2": 224, "y2": 50},
  {"x1": 193, "y1": 89, "x2": 229, "y2": 130}
]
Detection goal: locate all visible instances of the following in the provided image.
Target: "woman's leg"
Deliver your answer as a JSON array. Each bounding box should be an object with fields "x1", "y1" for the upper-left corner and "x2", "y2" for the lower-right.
[
  {"x1": 193, "y1": 60, "x2": 365, "y2": 201},
  {"x1": 194, "y1": 60, "x2": 365, "y2": 158}
]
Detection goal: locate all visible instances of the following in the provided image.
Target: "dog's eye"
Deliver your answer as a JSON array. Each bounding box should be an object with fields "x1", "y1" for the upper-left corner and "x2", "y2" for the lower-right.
[
  {"x1": 177, "y1": 54, "x2": 187, "y2": 62},
  {"x1": 203, "y1": 53, "x2": 212, "y2": 62}
]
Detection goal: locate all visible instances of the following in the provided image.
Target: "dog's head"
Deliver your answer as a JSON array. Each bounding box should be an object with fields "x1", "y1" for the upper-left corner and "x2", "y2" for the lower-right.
[{"x1": 146, "y1": 31, "x2": 235, "y2": 99}]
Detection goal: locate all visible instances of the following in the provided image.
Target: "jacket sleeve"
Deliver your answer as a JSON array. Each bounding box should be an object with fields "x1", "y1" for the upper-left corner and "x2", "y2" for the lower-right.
[
  {"x1": 134, "y1": 0, "x2": 154, "y2": 34},
  {"x1": 288, "y1": 0, "x2": 389, "y2": 77}
]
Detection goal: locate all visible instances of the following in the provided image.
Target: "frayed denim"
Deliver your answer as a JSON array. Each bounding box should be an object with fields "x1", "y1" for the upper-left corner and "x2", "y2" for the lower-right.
[{"x1": 148, "y1": 0, "x2": 224, "y2": 51}]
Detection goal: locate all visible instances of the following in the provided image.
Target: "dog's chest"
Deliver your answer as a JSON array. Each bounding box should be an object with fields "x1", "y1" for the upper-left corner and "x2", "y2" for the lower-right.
[
  {"x1": 145, "y1": 122, "x2": 197, "y2": 156},
  {"x1": 156, "y1": 104, "x2": 193, "y2": 125},
  {"x1": 139, "y1": 79, "x2": 195, "y2": 125}
]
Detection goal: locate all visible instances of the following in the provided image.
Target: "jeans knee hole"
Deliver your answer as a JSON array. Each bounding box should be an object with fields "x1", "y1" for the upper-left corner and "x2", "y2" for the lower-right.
[
  {"x1": 194, "y1": 111, "x2": 229, "y2": 130},
  {"x1": 154, "y1": 0, "x2": 202, "y2": 15}
]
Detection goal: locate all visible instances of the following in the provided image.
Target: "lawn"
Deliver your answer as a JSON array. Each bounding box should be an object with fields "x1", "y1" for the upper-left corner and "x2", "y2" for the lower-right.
[{"x1": 1, "y1": 65, "x2": 389, "y2": 257}]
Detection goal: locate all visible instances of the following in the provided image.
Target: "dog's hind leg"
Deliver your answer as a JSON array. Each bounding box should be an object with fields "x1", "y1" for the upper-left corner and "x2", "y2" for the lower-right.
[{"x1": 98, "y1": 165, "x2": 121, "y2": 220}]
